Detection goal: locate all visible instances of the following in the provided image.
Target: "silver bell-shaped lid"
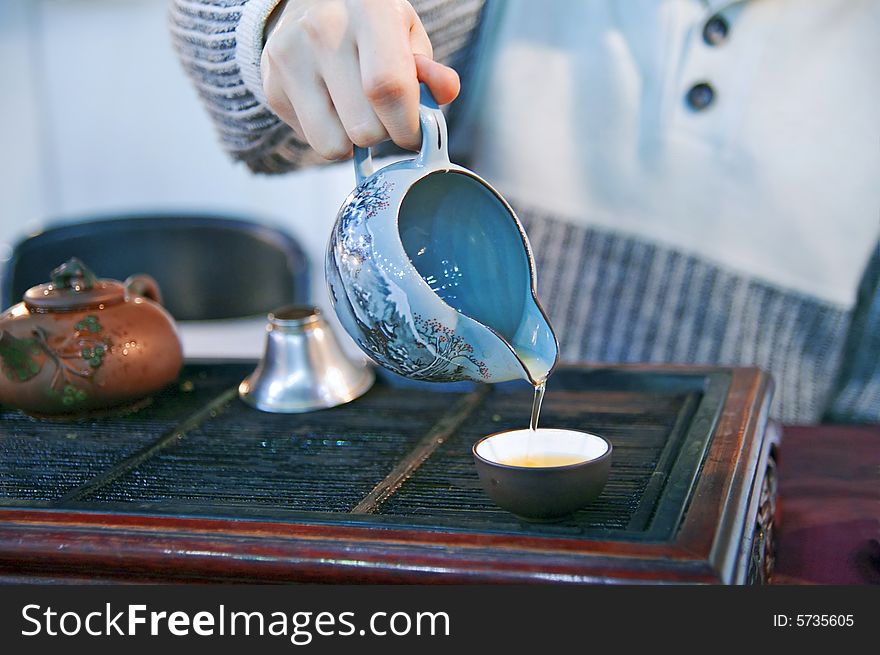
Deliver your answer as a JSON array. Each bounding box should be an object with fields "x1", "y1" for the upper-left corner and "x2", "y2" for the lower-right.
[{"x1": 239, "y1": 306, "x2": 374, "y2": 413}]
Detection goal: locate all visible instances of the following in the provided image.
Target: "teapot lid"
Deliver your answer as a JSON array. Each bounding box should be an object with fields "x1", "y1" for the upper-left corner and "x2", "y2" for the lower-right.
[{"x1": 23, "y1": 258, "x2": 125, "y2": 311}]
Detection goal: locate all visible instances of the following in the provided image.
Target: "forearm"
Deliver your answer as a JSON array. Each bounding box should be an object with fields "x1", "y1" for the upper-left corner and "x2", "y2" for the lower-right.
[
  {"x1": 169, "y1": 0, "x2": 486, "y2": 174},
  {"x1": 169, "y1": 0, "x2": 316, "y2": 172}
]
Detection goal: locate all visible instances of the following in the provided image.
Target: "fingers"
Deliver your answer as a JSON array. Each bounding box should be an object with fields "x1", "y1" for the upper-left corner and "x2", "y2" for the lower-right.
[
  {"x1": 353, "y1": 1, "x2": 422, "y2": 150},
  {"x1": 271, "y1": 60, "x2": 352, "y2": 160},
  {"x1": 261, "y1": 0, "x2": 462, "y2": 158},
  {"x1": 261, "y1": 47, "x2": 304, "y2": 135},
  {"x1": 264, "y1": 17, "x2": 352, "y2": 160},
  {"x1": 320, "y1": 39, "x2": 390, "y2": 148}
]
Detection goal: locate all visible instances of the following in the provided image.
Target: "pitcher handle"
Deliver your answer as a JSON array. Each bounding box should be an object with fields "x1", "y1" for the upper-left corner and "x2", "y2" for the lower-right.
[{"x1": 353, "y1": 83, "x2": 450, "y2": 185}]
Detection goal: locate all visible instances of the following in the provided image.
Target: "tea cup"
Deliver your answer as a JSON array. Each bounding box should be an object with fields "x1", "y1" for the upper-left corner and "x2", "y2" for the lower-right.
[{"x1": 472, "y1": 428, "x2": 613, "y2": 521}]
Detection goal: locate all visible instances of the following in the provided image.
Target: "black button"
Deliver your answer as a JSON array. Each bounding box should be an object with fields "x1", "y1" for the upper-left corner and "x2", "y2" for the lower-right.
[
  {"x1": 686, "y1": 82, "x2": 715, "y2": 111},
  {"x1": 703, "y1": 14, "x2": 729, "y2": 46}
]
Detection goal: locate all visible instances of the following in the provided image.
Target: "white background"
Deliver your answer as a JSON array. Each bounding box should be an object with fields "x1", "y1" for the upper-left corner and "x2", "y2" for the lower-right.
[{"x1": 1, "y1": 0, "x2": 361, "y2": 356}]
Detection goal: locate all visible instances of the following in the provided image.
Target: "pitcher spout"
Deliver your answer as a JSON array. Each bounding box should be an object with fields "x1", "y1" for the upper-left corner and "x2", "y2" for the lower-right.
[{"x1": 511, "y1": 304, "x2": 559, "y2": 386}]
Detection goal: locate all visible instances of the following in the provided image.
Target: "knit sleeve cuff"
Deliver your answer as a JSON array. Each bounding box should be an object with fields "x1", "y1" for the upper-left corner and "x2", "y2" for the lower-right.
[{"x1": 235, "y1": 0, "x2": 286, "y2": 107}]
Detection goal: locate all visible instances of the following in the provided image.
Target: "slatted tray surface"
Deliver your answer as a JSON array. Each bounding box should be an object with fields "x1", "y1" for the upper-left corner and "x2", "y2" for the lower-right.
[
  {"x1": 0, "y1": 362, "x2": 728, "y2": 542},
  {"x1": 0, "y1": 367, "x2": 234, "y2": 501},
  {"x1": 381, "y1": 388, "x2": 694, "y2": 531}
]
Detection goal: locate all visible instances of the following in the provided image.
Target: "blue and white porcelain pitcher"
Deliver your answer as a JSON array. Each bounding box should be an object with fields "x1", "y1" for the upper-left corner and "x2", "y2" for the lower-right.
[{"x1": 325, "y1": 86, "x2": 558, "y2": 385}]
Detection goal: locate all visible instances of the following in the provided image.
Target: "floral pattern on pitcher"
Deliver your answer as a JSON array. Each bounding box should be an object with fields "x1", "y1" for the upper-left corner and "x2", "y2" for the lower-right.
[
  {"x1": 337, "y1": 175, "x2": 392, "y2": 268},
  {"x1": 327, "y1": 174, "x2": 490, "y2": 382}
]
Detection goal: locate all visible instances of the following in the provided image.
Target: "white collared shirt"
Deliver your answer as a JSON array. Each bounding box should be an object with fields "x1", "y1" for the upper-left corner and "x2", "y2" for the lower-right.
[{"x1": 455, "y1": 0, "x2": 880, "y2": 307}]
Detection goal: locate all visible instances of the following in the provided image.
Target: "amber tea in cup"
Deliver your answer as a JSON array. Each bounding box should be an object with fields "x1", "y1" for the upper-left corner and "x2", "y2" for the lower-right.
[{"x1": 472, "y1": 428, "x2": 612, "y2": 521}]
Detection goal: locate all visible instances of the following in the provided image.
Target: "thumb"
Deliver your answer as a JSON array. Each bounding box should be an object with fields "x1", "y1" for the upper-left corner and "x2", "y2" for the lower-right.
[
  {"x1": 408, "y1": 15, "x2": 460, "y2": 105},
  {"x1": 414, "y1": 54, "x2": 460, "y2": 105}
]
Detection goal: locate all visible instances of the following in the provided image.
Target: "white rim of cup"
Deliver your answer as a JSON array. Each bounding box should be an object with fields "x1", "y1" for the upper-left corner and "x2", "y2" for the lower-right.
[{"x1": 472, "y1": 428, "x2": 612, "y2": 471}]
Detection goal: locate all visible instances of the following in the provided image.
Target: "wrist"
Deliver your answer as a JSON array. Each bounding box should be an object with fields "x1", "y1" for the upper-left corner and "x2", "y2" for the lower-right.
[
  {"x1": 264, "y1": 0, "x2": 290, "y2": 41},
  {"x1": 235, "y1": 0, "x2": 288, "y2": 106},
  {"x1": 265, "y1": 0, "x2": 327, "y2": 40}
]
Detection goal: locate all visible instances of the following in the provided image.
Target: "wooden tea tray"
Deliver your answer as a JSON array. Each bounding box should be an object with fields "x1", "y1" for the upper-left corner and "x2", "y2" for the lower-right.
[{"x1": 0, "y1": 361, "x2": 777, "y2": 584}]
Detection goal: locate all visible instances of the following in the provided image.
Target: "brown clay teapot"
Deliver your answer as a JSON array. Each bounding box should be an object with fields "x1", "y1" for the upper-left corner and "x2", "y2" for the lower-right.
[{"x1": 0, "y1": 258, "x2": 183, "y2": 416}]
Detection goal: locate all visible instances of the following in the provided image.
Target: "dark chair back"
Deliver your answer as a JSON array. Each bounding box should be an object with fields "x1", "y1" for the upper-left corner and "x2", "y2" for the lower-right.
[{"x1": 2, "y1": 215, "x2": 309, "y2": 321}]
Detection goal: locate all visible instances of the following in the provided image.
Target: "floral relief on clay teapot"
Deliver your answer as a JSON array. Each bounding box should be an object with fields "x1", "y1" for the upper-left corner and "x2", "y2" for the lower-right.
[
  {"x1": 326, "y1": 86, "x2": 559, "y2": 386},
  {"x1": 0, "y1": 258, "x2": 183, "y2": 416}
]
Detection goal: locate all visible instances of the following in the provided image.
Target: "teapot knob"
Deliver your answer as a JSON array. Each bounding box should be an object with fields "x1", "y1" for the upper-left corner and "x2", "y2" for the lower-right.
[{"x1": 50, "y1": 258, "x2": 97, "y2": 292}]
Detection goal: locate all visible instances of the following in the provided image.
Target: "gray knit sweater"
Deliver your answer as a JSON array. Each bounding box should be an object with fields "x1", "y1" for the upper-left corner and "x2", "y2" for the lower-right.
[{"x1": 169, "y1": 0, "x2": 880, "y2": 424}]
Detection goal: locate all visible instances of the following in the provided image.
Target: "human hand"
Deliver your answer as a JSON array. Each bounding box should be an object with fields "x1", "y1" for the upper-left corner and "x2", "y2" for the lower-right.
[{"x1": 261, "y1": 0, "x2": 460, "y2": 160}]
